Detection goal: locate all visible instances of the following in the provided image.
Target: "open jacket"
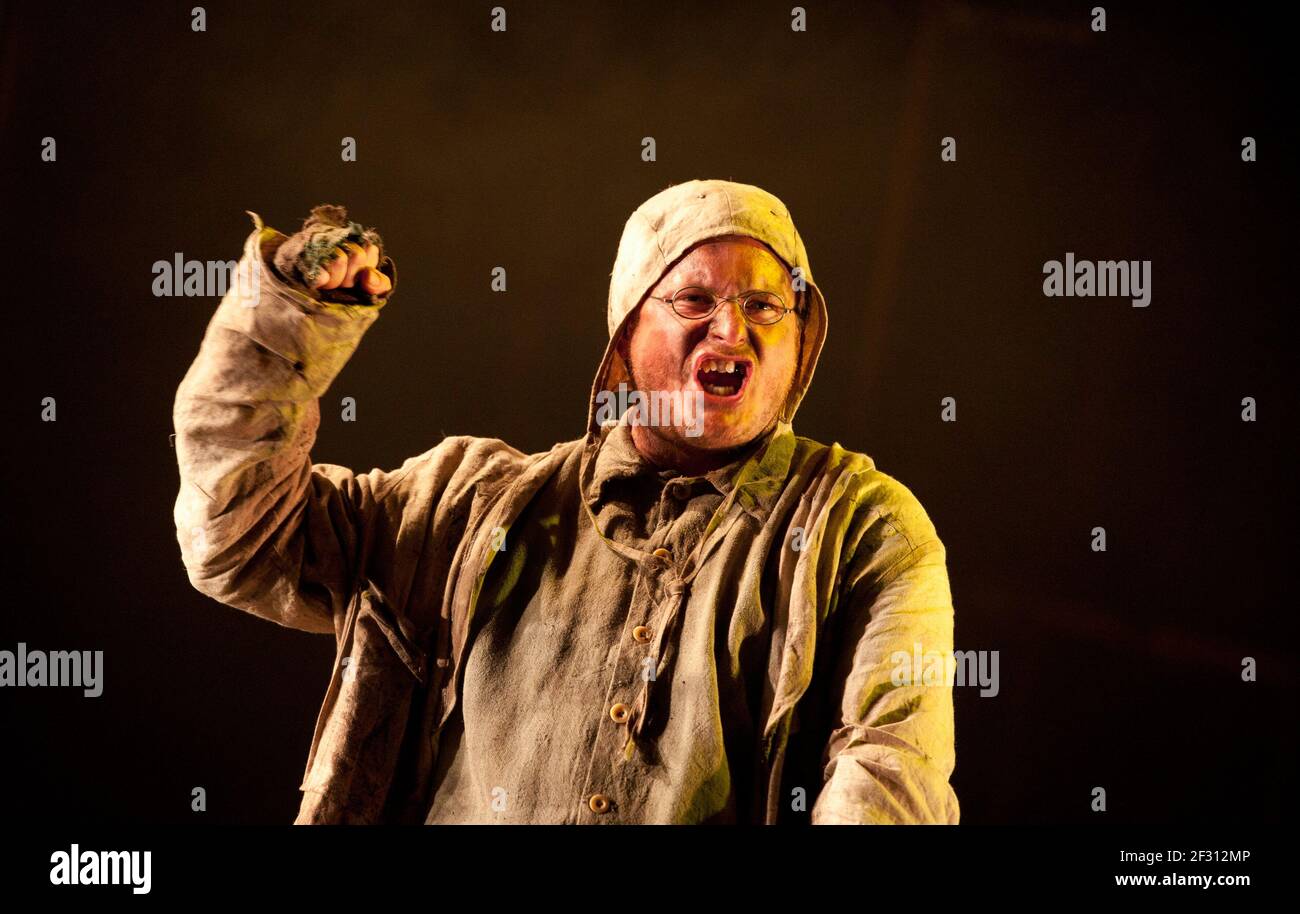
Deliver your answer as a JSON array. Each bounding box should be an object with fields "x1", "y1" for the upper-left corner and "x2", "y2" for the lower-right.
[{"x1": 173, "y1": 181, "x2": 960, "y2": 824}]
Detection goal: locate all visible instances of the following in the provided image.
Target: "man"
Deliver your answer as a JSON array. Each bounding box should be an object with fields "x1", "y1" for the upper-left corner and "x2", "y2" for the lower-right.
[{"x1": 173, "y1": 178, "x2": 960, "y2": 824}]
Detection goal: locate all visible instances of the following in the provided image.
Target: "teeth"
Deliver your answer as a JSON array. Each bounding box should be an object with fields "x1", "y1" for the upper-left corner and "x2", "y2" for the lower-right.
[{"x1": 701, "y1": 359, "x2": 740, "y2": 373}]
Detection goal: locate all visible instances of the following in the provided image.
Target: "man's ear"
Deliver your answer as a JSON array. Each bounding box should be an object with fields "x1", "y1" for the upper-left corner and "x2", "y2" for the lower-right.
[
  {"x1": 781, "y1": 292, "x2": 807, "y2": 425},
  {"x1": 616, "y1": 307, "x2": 640, "y2": 366}
]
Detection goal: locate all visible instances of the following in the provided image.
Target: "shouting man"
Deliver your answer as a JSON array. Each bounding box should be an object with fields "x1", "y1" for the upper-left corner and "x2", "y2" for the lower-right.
[{"x1": 173, "y1": 179, "x2": 960, "y2": 824}]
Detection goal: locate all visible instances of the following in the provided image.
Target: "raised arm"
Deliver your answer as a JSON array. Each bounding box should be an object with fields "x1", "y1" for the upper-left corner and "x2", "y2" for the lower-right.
[{"x1": 172, "y1": 206, "x2": 397, "y2": 635}]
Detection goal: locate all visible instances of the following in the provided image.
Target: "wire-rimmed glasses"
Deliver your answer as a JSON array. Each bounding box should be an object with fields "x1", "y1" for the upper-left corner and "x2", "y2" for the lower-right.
[{"x1": 647, "y1": 285, "x2": 796, "y2": 326}]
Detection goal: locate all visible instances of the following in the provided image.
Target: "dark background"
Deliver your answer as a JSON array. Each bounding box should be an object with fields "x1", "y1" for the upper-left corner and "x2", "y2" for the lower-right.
[{"x1": 1, "y1": 0, "x2": 1293, "y2": 824}]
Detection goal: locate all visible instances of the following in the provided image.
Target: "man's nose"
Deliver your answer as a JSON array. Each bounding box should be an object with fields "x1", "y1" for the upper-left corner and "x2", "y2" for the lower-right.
[{"x1": 707, "y1": 298, "x2": 748, "y2": 345}]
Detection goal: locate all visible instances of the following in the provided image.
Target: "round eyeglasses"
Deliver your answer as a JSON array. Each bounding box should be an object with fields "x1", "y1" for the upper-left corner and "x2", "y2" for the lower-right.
[{"x1": 647, "y1": 285, "x2": 796, "y2": 326}]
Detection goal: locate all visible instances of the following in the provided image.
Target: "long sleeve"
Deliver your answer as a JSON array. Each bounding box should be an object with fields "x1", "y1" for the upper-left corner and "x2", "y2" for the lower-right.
[
  {"x1": 810, "y1": 478, "x2": 961, "y2": 825},
  {"x1": 172, "y1": 212, "x2": 398, "y2": 636}
]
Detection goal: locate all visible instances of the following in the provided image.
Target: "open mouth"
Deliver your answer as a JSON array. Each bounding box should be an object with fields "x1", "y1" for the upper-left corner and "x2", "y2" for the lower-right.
[{"x1": 695, "y1": 356, "x2": 752, "y2": 399}]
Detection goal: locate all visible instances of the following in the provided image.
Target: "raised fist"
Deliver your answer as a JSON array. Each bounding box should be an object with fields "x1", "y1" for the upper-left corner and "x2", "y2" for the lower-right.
[{"x1": 274, "y1": 204, "x2": 392, "y2": 300}]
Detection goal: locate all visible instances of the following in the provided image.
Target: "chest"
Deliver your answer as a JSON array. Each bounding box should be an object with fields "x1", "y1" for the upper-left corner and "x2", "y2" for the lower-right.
[{"x1": 458, "y1": 474, "x2": 778, "y2": 730}]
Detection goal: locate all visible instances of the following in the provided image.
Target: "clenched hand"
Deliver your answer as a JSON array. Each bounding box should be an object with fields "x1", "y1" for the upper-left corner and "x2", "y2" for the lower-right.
[
  {"x1": 273, "y1": 204, "x2": 393, "y2": 300},
  {"x1": 311, "y1": 240, "x2": 390, "y2": 296}
]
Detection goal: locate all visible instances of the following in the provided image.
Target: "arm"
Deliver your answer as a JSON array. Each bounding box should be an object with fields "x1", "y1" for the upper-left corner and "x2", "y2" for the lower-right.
[
  {"x1": 172, "y1": 208, "x2": 396, "y2": 636},
  {"x1": 810, "y1": 478, "x2": 961, "y2": 825}
]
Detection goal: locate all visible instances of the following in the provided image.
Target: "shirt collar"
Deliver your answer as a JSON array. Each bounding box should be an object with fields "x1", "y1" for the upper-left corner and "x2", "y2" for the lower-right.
[{"x1": 583, "y1": 412, "x2": 796, "y2": 522}]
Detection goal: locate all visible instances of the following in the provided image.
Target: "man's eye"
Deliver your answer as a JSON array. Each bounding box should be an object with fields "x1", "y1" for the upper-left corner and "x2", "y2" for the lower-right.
[{"x1": 676, "y1": 294, "x2": 714, "y2": 312}]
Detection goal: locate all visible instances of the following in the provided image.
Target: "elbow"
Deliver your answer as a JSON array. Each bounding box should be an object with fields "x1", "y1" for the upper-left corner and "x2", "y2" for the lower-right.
[{"x1": 812, "y1": 730, "x2": 960, "y2": 824}]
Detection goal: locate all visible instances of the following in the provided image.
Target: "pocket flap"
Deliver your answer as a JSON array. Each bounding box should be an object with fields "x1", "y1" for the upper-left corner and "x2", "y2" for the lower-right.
[{"x1": 354, "y1": 588, "x2": 429, "y2": 684}]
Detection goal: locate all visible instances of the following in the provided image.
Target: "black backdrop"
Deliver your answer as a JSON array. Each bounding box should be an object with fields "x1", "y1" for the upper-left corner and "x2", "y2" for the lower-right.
[{"x1": 1, "y1": 0, "x2": 1294, "y2": 824}]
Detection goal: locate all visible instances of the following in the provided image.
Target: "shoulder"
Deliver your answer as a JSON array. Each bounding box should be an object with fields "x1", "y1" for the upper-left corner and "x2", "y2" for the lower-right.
[
  {"x1": 794, "y1": 435, "x2": 944, "y2": 579},
  {"x1": 849, "y1": 464, "x2": 940, "y2": 550},
  {"x1": 370, "y1": 435, "x2": 577, "y2": 505},
  {"x1": 793, "y1": 435, "x2": 934, "y2": 525}
]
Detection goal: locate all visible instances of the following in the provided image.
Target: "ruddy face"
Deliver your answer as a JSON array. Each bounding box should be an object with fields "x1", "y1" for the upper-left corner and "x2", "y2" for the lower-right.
[{"x1": 622, "y1": 236, "x2": 802, "y2": 461}]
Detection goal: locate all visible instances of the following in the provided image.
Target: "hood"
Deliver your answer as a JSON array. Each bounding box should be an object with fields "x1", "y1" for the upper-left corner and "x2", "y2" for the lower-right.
[{"x1": 585, "y1": 178, "x2": 829, "y2": 438}]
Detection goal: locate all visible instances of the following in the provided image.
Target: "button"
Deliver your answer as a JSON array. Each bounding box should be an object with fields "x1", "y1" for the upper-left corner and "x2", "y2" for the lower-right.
[
  {"x1": 632, "y1": 625, "x2": 653, "y2": 643},
  {"x1": 652, "y1": 547, "x2": 671, "y2": 559},
  {"x1": 589, "y1": 794, "x2": 611, "y2": 814},
  {"x1": 609, "y1": 703, "x2": 631, "y2": 723},
  {"x1": 668, "y1": 482, "x2": 690, "y2": 500}
]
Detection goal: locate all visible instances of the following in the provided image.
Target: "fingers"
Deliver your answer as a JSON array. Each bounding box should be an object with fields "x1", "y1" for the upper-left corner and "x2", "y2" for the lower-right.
[
  {"x1": 313, "y1": 249, "x2": 348, "y2": 290},
  {"x1": 310, "y1": 255, "x2": 336, "y2": 289},
  {"x1": 311, "y1": 241, "x2": 385, "y2": 293},
  {"x1": 341, "y1": 243, "x2": 369, "y2": 287},
  {"x1": 359, "y1": 266, "x2": 392, "y2": 296}
]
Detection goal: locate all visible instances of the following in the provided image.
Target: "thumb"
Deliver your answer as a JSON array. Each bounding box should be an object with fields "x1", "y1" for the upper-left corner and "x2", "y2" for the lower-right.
[{"x1": 360, "y1": 267, "x2": 391, "y2": 297}]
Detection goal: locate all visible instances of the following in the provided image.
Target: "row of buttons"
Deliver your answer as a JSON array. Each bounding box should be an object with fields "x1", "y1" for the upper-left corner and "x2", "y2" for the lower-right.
[{"x1": 589, "y1": 545, "x2": 674, "y2": 816}]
